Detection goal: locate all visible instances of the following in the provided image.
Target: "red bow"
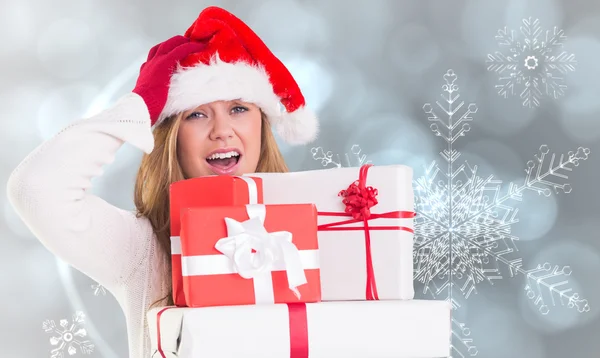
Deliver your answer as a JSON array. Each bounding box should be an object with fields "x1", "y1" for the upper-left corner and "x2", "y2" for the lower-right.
[{"x1": 338, "y1": 165, "x2": 378, "y2": 220}]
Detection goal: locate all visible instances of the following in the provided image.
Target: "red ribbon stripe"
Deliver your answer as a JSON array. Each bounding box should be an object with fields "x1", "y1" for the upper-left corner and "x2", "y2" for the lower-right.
[
  {"x1": 288, "y1": 303, "x2": 309, "y2": 358},
  {"x1": 156, "y1": 306, "x2": 174, "y2": 358}
]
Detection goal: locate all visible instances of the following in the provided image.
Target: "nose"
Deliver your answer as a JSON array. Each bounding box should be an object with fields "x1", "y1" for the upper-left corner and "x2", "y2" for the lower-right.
[{"x1": 209, "y1": 111, "x2": 234, "y2": 141}]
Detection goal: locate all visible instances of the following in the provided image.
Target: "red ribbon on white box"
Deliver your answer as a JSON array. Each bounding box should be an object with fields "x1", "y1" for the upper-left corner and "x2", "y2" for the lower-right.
[
  {"x1": 156, "y1": 303, "x2": 309, "y2": 358},
  {"x1": 317, "y1": 164, "x2": 415, "y2": 300}
]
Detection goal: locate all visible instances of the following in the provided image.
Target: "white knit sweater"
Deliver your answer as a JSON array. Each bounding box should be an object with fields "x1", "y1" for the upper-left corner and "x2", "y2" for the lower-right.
[{"x1": 7, "y1": 93, "x2": 168, "y2": 358}]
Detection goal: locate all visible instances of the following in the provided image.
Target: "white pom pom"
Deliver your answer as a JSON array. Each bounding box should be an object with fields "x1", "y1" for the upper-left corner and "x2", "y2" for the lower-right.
[{"x1": 273, "y1": 106, "x2": 319, "y2": 145}]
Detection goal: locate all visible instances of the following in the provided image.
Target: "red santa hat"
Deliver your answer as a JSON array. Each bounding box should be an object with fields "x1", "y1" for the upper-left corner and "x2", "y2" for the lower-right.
[{"x1": 156, "y1": 6, "x2": 319, "y2": 145}]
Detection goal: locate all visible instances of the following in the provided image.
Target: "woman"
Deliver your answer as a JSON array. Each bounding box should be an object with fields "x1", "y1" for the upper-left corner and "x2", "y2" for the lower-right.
[{"x1": 7, "y1": 6, "x2": 318, "y2": 358}]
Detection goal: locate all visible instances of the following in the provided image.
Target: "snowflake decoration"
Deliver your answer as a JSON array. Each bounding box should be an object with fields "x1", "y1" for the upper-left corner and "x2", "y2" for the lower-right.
[
  {"x1": 310, "y1": 69, "x2": 591, "y2": 358},
  {"x1": 91, "y1": 282, "x2": 107, "y2": 296},
  {"x1": 414, "y1": 69, "x2": 590, "y2": 313},
  {"x1": 452, "y1": 318, "x2": 478, "y2": 358},
  {"x1": 486, "y1": 17, "x2": 576, "y2": 108},
  {"x1": 42, "y1": 311, "x2": 94, "y2": 357},
  {"x1": 311, "y1": 144, "x2": 371, "y2": 168}
]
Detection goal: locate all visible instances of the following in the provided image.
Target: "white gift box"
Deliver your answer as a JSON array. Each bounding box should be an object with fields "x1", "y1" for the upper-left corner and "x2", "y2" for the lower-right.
[
  {"x1": 148, "y1": 300, "x2": 451, "y2": 358},
  {"x1": 247, "y1": 165, "x2": 415, "y2": 301}
]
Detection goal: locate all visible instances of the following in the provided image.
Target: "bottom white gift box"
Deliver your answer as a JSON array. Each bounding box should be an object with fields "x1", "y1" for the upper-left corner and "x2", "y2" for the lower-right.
[{"x1": 148, "y1": 300, "x2": 451, "y2": 358}]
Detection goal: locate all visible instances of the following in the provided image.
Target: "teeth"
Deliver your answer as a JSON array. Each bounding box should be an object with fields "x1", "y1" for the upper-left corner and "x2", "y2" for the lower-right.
[{"x1": 207, "y1": 151, "x2": 240, "y2": 160}]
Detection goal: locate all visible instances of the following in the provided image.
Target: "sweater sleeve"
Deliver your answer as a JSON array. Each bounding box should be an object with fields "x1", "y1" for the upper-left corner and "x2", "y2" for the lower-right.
[{"x1": 6, "y1": 92, "x2": 157, "y2": 292}]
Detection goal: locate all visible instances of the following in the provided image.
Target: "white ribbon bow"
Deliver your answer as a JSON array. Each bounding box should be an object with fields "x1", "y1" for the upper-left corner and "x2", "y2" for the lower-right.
[{"x1": 214, "y1": 208, "x2": 307, "y2": 299}]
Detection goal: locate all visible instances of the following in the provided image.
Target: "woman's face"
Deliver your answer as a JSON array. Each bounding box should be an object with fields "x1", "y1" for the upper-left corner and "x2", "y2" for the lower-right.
[{"x1": 177, "y1": 100, "x2": 262, "y2": 177}]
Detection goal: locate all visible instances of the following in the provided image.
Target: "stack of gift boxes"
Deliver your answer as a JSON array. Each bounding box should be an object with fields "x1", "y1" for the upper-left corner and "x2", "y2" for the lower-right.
[{"x1": 148, "y1": 164, "x2": 451, "y2": 358}]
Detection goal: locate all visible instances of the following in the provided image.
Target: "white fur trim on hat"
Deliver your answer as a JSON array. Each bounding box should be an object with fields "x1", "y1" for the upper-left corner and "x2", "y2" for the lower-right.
[
  {"x1": 159, "y1": 55, "x2": 280, "y2": 122},
  {"x1": 272, "y1": 106, "x2": 319, "y2": 145},
  {"x1": 157, "y1": 55, "x2": 318, "y2": 145}
]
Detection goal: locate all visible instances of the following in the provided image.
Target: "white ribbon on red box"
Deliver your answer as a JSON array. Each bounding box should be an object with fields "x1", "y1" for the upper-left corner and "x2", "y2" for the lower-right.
[
  {"x1": 217, "y1": 204, "x2": 308, "y2": 297},
  {"x1": 179, "y1": 186, "x2": 319, "y2": 304}
]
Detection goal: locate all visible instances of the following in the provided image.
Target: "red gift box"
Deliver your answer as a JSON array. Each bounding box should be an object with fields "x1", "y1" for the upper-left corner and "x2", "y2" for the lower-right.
[
  {"x1": 180, "y1": 204, "x2": 321, "y2": 307},
  {"x1": 169, "y1": 176, "x2": 263, "y2": 307}
]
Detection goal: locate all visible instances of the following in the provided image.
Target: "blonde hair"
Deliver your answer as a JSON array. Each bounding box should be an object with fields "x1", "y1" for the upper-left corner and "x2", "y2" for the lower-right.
[{"x1": 133, "y1": 111, "x2": 289, "y2": 307}]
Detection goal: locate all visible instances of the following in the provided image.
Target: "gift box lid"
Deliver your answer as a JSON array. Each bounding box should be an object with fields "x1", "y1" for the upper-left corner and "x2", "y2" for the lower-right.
[
  {"x1": 180, "y1": 203, "x2": 319, "y2": 255},
  {"x1": 169, "y1": 176, "x2": 263, "y2": 234},
  {"x1": 244, "y1": 165, "x2": 413, "y2": 213}
]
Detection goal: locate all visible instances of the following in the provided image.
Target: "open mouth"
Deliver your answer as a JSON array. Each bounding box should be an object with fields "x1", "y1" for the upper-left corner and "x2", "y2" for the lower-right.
[{"x1": 205, "y1": 150, "x2": 241, "y2": 175}]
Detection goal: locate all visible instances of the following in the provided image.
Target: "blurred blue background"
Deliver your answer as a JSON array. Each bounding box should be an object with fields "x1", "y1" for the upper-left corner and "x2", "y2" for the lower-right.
[{"x1": 1, "y1": 0, "x2": 599, "y2": 357}]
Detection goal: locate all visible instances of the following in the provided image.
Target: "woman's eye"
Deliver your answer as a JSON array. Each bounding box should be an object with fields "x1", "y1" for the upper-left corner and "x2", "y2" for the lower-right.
[
  {"x1": 186, "y1": 112, "x2": 207, "y2": 119},
  {"x1": 232, "y1": 106, "x2": 249, "y2": 114}
]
